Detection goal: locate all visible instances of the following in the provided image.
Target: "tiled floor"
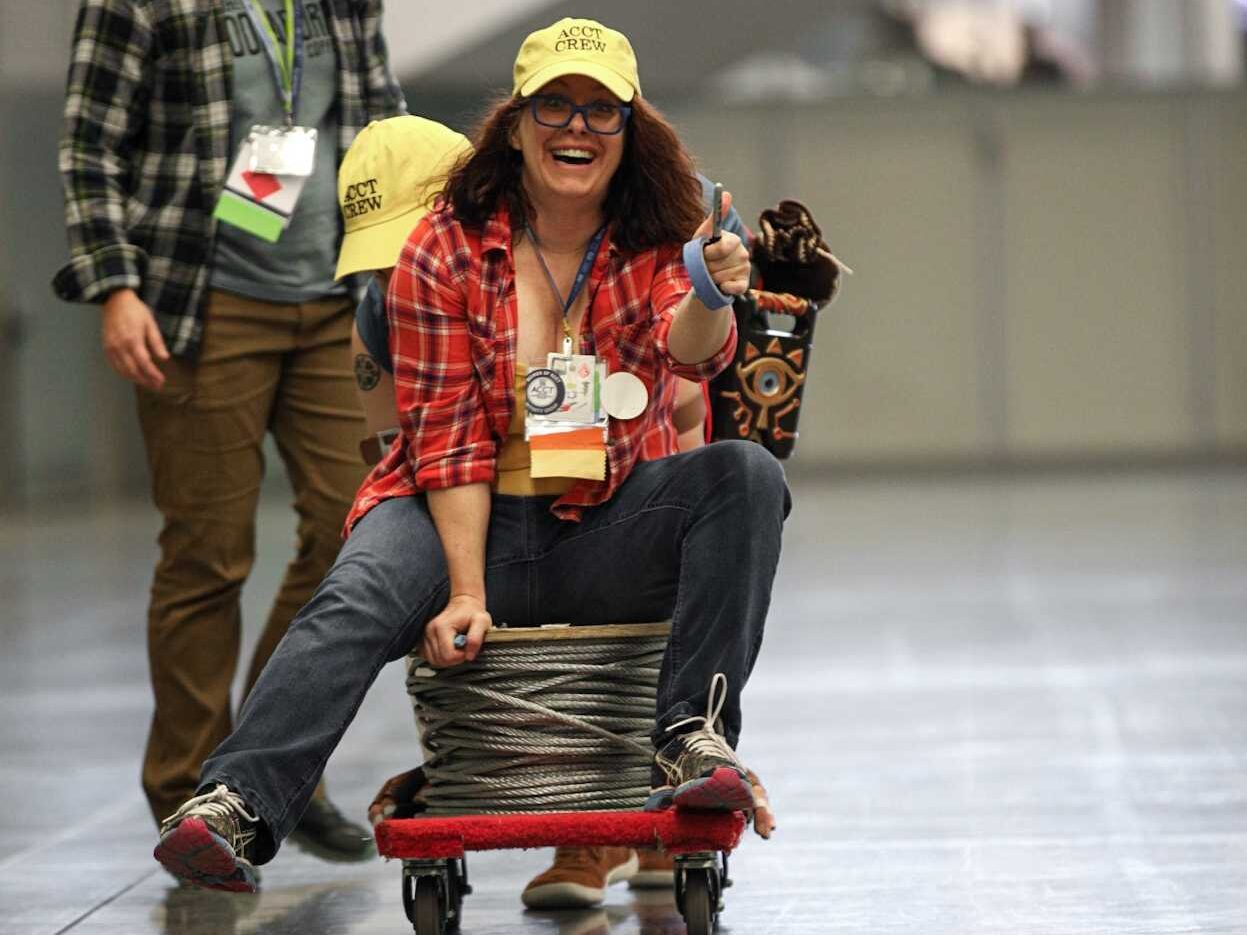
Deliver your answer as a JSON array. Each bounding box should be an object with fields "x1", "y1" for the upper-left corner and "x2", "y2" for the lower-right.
[{"x1": 2, "y1": 467, "x2": 1245, "y2": 934}]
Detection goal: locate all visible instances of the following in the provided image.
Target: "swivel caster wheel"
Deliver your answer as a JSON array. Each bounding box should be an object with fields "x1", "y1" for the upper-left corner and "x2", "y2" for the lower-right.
[
  {"x1": 403, "y1": 858, "x2": 471, "y2": 935},
  {"x1": 413, "y1": 876, "x2": 445, "y2": 935},
  {"x1": 681, "y1": 868, "x2": 718, "y2": 935},
  {"x1": 675, "y1": 852, "x2": 727, "y2": 935}
]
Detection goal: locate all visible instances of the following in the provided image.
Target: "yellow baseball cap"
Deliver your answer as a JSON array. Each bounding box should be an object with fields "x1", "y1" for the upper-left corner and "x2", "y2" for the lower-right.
[
  {"x1": 335, "y1": 116, "x2": 472, "y2": 279},
  {"x1": 512, "y1": 17, "x2": 641, "y2": 103}
]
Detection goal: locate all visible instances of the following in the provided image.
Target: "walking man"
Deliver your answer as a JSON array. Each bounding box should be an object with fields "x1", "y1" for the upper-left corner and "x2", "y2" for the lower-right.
[{"x1": 53, "y1": 0, "x2": 407, "y2": 860}]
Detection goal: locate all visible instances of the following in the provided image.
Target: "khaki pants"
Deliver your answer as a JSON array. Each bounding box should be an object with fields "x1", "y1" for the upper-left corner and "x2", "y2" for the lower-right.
[{"x1": 136, "y1": 290, "x2": 367, "y2": 824}]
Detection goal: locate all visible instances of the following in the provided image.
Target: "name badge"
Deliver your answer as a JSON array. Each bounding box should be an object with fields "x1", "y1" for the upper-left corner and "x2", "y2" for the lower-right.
[
  {"x1": 247, "y1": 125, "x2": 318, "y2": 178},
  {"x1": 213, "y1": 133, "x2": 311, "y2": 243},
  {"x1": 525, "y1": 354, "x2": 609, "y2": 482},
  {"x1": 525, "y1": 354, "x2": 608, "y2": 436}
]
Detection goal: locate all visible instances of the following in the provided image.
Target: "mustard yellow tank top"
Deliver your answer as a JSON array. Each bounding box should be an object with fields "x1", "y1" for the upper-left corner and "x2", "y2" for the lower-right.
[{"x1": 494, "y1": 363, "x2": 576, "y2": 497}]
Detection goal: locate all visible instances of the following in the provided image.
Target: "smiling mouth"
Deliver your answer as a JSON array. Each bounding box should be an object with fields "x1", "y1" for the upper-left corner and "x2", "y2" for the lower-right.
[{"x1": 551, "y1": 148, "x2": 596, "y2": 166}]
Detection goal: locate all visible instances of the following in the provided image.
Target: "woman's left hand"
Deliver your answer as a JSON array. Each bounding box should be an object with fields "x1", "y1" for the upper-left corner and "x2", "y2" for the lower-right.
[
  {"x1": 694, "y1": 190, "x2": 751, "y2": 298},
  {"x1": 423, "y1": 594, "x2": 492, "y2": 667}
]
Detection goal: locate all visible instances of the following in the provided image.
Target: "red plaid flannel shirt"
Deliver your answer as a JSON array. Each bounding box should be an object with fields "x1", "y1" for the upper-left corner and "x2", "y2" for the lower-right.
[{"x1": 345, "y1": 204, "x2": 736, "y2": 530}]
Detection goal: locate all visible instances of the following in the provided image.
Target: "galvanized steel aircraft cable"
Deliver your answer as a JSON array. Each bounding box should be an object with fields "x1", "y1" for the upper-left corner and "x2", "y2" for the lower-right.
[{"x1": 406, "y1": 631, "x2": 668, "y2": 815}]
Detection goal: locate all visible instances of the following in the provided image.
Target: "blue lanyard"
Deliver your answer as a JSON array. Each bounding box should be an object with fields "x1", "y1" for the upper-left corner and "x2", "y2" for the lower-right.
[
  {"x1": 243, "y1": 0, "x2": 305, "y2": 125},
  {"x1": 528, "y1": 225, "x2": 607, "y2": 351}
]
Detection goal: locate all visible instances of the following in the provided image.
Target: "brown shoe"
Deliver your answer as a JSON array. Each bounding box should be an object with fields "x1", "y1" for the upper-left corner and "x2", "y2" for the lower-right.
[
  {"x1": 628, "y1": 848, "x2": 675, "y2": 889},
  {"x1": 521, "y1": 847, "x2": 638, "y2": 908},
  {"x1": 288, "y1": 794, "x2": 374, "y2": 863}
]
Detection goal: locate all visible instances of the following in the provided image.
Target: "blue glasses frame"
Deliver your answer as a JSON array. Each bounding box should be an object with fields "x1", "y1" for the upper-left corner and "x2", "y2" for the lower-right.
[{"x1": 528, "y1": 94, "x2": 632, "y2": 135}]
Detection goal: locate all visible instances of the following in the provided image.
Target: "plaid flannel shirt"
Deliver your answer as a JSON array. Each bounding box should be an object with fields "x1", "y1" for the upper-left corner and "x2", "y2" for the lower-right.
[
  {"x1": 345, "y1": 205, "x2": 738, "y2": 529},
  {"x1": 53, "y1": 0, "x2": 407, "y2": 357}
]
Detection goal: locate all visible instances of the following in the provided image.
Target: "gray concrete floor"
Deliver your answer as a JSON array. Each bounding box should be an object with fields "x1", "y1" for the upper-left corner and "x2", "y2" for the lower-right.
[{"x1": 2, "y1": 467, "x2": 1246, "y2": 934}]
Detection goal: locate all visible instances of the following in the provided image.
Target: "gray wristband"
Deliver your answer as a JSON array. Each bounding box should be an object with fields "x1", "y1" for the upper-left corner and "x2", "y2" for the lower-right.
[{"x1": 682, "y1": 237, "x2": 733, "y2": 310}]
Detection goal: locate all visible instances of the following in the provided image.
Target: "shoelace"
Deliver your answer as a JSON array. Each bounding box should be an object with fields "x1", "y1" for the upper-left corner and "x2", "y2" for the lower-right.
[
  {"x1": 662, "y1": 673, "x2": 744, "y2": 770},
  {"x1": 160, "y1": 783, "x2": 260, "y2": 854}
]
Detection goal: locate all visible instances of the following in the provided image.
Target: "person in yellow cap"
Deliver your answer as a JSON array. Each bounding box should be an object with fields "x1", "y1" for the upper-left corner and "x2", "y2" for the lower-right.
[
  {"x1": 339, "y1": 110, "x2": 763, "y2": 907},
  {"x1": 333, "y1": 116, "x2": 473, "y2": 463},
  {"x1": 339, "y1": 118, "x2": 752, "y2": 468},
  {"x1": 155, "y1": 16, "x2": 784, "y2": 901}
]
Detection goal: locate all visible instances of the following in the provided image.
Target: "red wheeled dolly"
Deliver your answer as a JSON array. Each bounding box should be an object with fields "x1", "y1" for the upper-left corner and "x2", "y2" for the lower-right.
[{"x1": 375, "y1": 808, "x2": 746, "y2": 935}]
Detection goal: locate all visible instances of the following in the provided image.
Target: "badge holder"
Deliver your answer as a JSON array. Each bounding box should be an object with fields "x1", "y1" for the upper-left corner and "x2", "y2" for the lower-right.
[
  {"x1": 249, "y1": 125, "x2": 317, "y2": 177},
  {"x1": 214, "y1": 127, "x2": 318, "y2": 244},
  {"x1": 525, "y1": 354, "x2": 609, "y2": 480}
]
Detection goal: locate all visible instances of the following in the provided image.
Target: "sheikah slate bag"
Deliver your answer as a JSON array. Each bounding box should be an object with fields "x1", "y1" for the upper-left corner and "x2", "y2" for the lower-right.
[{"x1": 709, "y1": 199, "x2": 848, "y2": 459}]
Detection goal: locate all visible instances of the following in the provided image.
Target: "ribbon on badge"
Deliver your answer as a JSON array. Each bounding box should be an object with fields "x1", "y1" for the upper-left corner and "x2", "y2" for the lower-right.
[{"x1": 529, "y1": 427, "x2": 606, "y2": 480}]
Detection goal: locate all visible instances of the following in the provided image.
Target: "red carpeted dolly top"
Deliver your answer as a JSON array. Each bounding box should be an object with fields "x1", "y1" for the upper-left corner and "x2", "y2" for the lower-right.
[{"x1": 376, "y1": 810, "x2": 746, "y2": 861}]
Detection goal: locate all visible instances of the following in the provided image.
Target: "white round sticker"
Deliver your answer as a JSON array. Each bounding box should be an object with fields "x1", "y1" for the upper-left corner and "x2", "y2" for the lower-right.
[{"x1": 603, "y1": 371, "x2": 648, "y2": 420}]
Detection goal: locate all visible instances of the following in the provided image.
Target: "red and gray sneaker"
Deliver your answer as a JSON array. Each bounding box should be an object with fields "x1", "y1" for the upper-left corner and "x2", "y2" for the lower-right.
[
  {"x1": 649, "y1": 674, "x2": 755, "y2": 812},
  {"x1": 154, "y1": 784, "x2": 261, "y2": 893}
]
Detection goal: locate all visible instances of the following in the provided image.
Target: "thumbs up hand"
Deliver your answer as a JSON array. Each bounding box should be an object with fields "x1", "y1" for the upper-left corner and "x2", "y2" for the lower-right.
[{"x1": 692, "y1": 190, "x2": 750, "y2": 299}]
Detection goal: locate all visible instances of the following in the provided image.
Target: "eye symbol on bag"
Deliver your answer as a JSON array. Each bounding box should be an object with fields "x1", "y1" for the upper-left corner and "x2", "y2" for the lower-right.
[
  {"x1": 738, "y1": 355, "x2": 802, "y2": 412},
  {"x1": 722, "y1": 339, "x2": 807, "y2": 437},
  {"x1": 746, "y1": 362, "x2": 794, "y2": 399}
]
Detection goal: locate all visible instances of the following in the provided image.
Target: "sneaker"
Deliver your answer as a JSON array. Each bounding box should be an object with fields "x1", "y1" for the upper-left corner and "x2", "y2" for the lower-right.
[
  {"x1": 650, "y1": 673, "x2": 755, "y2": 812},
  {"x1": 154, "y1": 784, "x2": 261, "y2": 893},
  {"x1": 521, "y1": 847, "x2": 639, "y2": 909},
  {"x1": 628, "y1": 848, "x2": 675, "y2": 888},
  {"x1": 643, "y1": 766, "x2": 675, "y2": 812},
  {"x1": 288, "y1": 793, "x2": 375, "y2": 862}
]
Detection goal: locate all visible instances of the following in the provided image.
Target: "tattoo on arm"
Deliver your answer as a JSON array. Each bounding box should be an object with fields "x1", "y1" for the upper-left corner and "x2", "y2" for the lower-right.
[{"x1": 354, "y1": 354, "x2": 381, "y2": 391}]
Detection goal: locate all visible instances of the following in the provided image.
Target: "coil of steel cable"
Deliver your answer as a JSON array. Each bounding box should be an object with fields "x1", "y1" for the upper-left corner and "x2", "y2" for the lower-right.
[{"x1": 406, "y1": 623, "x2": 671, "y2": 815}]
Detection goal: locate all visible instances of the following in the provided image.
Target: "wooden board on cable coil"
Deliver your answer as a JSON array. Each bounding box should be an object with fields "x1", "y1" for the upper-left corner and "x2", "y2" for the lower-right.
[
  {"x1": 381, "y1": 619, "x2": 745, "y2": 860},
  {"x1": 482, "y1": 621, "x2": 672, "y2": 643}
]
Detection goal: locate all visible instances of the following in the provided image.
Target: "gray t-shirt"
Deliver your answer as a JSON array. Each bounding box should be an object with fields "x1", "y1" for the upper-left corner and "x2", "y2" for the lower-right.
[{"x1": 210, "y1": 0, "x2": 345, "y2": 302}]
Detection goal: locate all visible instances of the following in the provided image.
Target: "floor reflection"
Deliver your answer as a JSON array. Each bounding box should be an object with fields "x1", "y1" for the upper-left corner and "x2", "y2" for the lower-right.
[
  {"x1": 630, "y1": 889, "x2": 693, "y2": 935},
  {"x1": 521, "y1": 905, "x2": 625, "y2": 935},
  {"x1": 156, "y1": 886, "x2": 247, "y2": 935},
  {"x1": 155, "y1": 881, "x2": 374, "y2": 935},
  {"x1": 154, "y1": 878, "x2": 692, "y2": 934},
  {"x1": 521, "y1": 890, "x2": 689, "y2": 935}
]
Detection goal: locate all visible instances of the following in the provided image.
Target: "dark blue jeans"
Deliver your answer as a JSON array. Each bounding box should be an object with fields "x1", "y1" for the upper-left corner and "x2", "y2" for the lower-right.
[{"x1": 201, "y1": 440, "x2": 790, "y2": 862}]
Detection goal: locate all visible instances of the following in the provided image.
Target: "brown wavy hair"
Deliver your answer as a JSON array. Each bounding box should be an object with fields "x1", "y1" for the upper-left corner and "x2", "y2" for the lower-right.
[{"x1": 444, "y1": 92, "x2": 704, "y2": 253}]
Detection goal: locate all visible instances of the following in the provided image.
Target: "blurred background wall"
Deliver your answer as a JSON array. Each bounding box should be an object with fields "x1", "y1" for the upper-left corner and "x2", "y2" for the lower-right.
[{"x1": 1, "y1": 0, "x2": 1244, "y2": 509}]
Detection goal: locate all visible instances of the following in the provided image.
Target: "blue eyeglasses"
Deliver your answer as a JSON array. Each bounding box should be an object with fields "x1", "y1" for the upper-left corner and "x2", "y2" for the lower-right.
[{"x1": 529, "y1": 94, "x2": 632, "y2": 135}]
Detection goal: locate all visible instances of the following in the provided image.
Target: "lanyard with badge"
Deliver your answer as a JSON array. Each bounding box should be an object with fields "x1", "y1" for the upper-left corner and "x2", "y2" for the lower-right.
[
  {"x1": 213, "y1": 0, "x2": 318, "y2": 242},
  {"x1": 523, "y1": 226, "x2": 650, "y2": 480}
]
